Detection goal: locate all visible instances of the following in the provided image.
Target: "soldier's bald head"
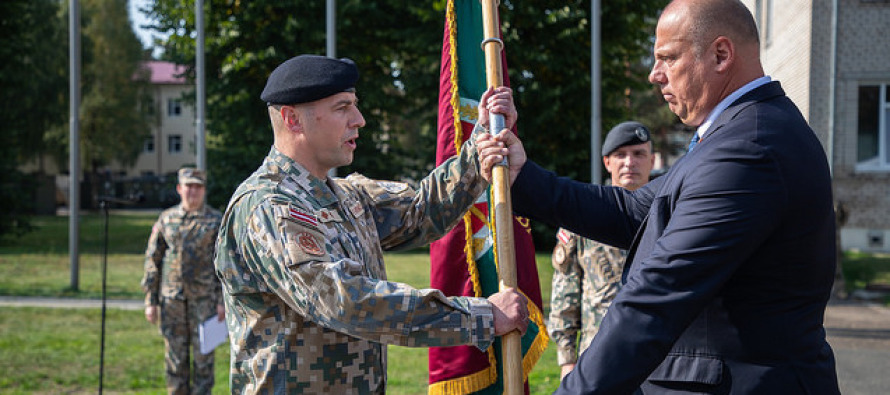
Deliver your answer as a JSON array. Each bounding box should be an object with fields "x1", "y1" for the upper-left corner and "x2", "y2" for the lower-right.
[{"x1": 663, "y1": 0, "x2": 760, "y2": 58}]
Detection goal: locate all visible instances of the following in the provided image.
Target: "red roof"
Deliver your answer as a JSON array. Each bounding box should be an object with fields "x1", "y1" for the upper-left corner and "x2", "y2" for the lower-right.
[{"x1": 143, "y1": 60, "x2": 187, "y2": 84}]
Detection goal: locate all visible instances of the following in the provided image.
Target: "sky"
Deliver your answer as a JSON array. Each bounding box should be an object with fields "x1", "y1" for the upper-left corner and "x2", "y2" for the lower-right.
[{"x1": 128, "y1": 0, "x2": 163, "y2": 57}]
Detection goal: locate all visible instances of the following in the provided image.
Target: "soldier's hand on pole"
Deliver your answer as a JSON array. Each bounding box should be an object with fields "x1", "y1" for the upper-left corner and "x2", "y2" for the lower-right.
[
  {"x1": 477, "y1": 86, "x2": 517, "y2": 130},
  {"x1": 488, "y1": 288, "x2": 529, "y2": 336}
]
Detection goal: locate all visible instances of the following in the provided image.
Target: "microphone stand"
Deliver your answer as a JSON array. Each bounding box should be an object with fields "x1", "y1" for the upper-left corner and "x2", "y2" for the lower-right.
[
  {"x1": 99, "y1": 199, "x2": 109, "y2": 395},
  {"x1": 96, "y1": 195, "x2": 137, "y2": 394}
]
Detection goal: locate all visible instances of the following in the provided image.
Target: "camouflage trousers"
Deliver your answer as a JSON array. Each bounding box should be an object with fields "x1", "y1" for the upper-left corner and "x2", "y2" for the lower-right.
[{"x1": 159, "y1": 297, "x2": 217, "y2": 395}]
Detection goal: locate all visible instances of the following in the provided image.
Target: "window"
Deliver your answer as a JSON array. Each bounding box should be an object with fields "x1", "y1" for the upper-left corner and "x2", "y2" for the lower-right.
[
  {"x1": 168, "y1": 99, "x2": 182, "y2": 116},
  {"x1": 143, "y1": 137, "x2": 154, "y2": 153},
  {"x1": 856, "y1": 84, "x2": 890, "y2": 171},
  {"x1": 168, "y1": 135, "x2": 182, "y2": 154}
]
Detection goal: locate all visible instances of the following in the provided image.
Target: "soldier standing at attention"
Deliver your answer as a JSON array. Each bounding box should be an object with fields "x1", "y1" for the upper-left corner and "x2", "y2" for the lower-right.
[
  {"x1": 214, "y1": 54, "x2": 529, "y2": 394},
  {"x1": 548, "y1": 122, "x2": 655, "y2": 379},
  {"x1": 142, "y1": 167, "x2": 225, "y2": 395}
]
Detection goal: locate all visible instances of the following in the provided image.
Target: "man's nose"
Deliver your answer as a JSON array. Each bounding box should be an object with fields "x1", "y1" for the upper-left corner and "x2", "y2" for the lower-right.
[
  {"x1": 353, "y1": 109, "x2": 366, "y2": 128},
  {"x1": 648, "y1": 63, "x2": 663, "y2": 85}
]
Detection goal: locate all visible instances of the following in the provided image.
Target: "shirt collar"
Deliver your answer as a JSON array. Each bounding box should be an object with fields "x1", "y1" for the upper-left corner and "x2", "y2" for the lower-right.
[
  {"x1": 264, "y1": 146, "x2": 339, "y2": 207},
  {"x1": 176, "y1": 203, "x2": 206, "y2": 217},
  {"x1": 695, "y1": 75, "x2": 772, "y2": 138}
]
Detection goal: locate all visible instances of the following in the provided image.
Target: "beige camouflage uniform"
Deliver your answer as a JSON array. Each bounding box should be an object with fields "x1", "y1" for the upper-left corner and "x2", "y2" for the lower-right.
[
  {"x1": 548, "y1": 228, "x2": 627, "y2": 367},
  {"x1": 215, "y1": 127, "x2": 497, "y2": 394},
  {"x1": 142, "y1": 204, "x2": 223, "y2": 395}
]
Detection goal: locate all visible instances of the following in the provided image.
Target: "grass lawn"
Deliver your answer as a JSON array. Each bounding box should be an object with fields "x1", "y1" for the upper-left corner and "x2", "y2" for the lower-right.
[
  {"x1": 0, "y1": 213, "x2": 561, "y2": 394},
  {"x1": 3, "y1": 213, "x2": 887, "y2": 393}
]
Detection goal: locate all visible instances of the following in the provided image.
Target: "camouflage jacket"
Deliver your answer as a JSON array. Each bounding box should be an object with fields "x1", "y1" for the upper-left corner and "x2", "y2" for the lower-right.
[
  {"x1": 215, "y1": 128, "x2": 495, "y2": 394},
  {"x1": 142, "y1": 204, "x2": 223, "y2": 307},
  {"x1": 548, "y1": 228, "x2": 627, "y2": 366}
]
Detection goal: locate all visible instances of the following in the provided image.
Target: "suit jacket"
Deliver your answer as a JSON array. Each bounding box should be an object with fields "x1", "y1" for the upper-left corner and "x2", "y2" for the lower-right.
[{"x1": 513, "y1": 82, "x2": 840, "y2": 394}]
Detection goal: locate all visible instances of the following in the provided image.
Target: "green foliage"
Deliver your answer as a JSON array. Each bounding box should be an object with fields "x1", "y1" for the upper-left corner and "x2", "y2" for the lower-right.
[
  {"x1": 77, "y1": 0, "x2": 153, "y2": 170},
  {"x1": 145, "y1": 0, "x2": 670, "y2": 218},
  {"x1": 0, "y1": 0, "x2": 68, "y2": 239},
  {"x1": 841, "y1": 251, "x2": 890, "y2": 291}
]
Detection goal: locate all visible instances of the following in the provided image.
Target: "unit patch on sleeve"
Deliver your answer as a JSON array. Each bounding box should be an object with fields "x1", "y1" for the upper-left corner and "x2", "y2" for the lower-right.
[{"x1": 296, "y1": 231, "x2": 324, "y2": 256}]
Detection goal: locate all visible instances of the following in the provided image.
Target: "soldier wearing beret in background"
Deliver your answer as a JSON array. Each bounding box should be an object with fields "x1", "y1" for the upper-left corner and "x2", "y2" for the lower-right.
[
  {"x1": 142, "y1": 167, "x2": 225, "y2": 395},
  {"x1": 548, "y1": 122, "x2": 655, "y2": 379},
  {"x1": 214, "y1": 54, "x2": 530, "y2": 394}
]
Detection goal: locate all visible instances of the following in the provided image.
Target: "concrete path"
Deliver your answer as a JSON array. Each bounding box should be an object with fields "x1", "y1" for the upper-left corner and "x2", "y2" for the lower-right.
[
  {"x1": 825, "y1": 299, "x2": 890, "y2": 395},
  {"x1": 0, "y1": 296, "x2": 142, "y2": 310}
]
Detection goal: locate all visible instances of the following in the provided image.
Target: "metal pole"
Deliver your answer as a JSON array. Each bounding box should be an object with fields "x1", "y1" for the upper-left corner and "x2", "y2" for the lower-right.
[
  {"x1": 69, "y1": 0, "x2": 81, "y2": 291},
  {"x1": 196, "y1": 0, "x2": 206, "y2": 171},
  {"x1": 326, "y1": 0, "x2": 336, "y2": 58},
  {"x1": 827, "y1": 0, "x2": 837, "y2": 176},
  {"x1": 591, "y1": 0, "x2": 602, "y2": 184},
  {"x1": 326, "y1": 0, "x2": 337, "y2": 179}
]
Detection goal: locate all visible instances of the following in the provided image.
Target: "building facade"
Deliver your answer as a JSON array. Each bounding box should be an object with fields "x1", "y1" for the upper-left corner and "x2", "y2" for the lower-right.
[
  {"x1": 20, "y1": 60, "x2": 196, "y2": 210},
  {"x1": 741, "y1": 0, "x2": 890, "y2": 252},
  {"x1": 129, "y1": 60, "x2": 196, "y2": 178}
]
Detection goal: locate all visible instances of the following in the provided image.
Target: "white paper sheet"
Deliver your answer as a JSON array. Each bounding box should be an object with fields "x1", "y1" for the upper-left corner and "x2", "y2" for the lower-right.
[{"x1": 199, "y1": 315, "x2": 228, "y2": 355}]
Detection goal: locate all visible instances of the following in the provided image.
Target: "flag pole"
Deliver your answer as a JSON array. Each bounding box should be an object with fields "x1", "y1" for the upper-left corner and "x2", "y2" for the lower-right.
[{"x1": 480, "y1": 1, "x2": 522, "y2": 394}]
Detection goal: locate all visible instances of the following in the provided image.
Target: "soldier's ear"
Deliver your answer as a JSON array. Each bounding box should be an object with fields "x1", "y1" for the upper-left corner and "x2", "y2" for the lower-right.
[{"x1": 280, "y1": 106, "x2": 303, "y2": 133}]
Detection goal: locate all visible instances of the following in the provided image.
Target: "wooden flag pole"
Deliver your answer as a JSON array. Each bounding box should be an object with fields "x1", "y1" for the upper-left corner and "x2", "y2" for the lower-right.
[{"x1": 480, "y1": 1, "x2": 522, "y2": 394}]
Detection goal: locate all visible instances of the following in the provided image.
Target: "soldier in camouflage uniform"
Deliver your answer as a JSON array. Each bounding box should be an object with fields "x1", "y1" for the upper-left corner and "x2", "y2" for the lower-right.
[
  {"x1": 214, "y1": 55, "x2": 529, "y2": 394},
  {"x1": 548, "y1": 122, "x2": 655, "y2": 379},
  {"x1": 142, "y1": 167, "x2": 225, "y2": 395}
]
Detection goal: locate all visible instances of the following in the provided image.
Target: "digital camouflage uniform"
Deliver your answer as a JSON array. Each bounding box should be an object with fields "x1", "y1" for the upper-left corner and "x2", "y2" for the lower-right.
[
  {"x1": 142, "y1": 204, "x2": 223, "y2": 395},
  {"x1": 548, "y1": 228, "x2": 627, "y2": 367},
  {"x1": 215, "y1": 127, "x2": 497, "y2": 394}
]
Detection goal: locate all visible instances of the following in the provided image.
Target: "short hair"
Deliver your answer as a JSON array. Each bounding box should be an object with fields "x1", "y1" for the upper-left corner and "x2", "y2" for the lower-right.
[{"x1": 681, "y1": 0, "x2": 760, "y2": 56}]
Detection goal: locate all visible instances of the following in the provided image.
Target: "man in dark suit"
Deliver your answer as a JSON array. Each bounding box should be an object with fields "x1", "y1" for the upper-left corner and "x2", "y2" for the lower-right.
[{"x1": 475, "y1": 0, "x2": 841, "y2": 393}]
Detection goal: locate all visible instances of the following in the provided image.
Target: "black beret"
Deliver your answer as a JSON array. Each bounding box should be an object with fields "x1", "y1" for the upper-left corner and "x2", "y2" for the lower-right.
[
  {"x1": 602, "y1": 121, "x2": 651, "y2": 156},
  {"x1": 260, "y1": 55, "x2": 359, "y2": 105}
]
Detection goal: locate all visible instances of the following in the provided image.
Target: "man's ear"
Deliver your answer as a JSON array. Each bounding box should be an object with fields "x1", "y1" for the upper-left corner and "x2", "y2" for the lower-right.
[
  {"x1": 713, "y1": 36, "x2": 734, "y2": 72},
  {"x1": 280, "y1": 106, "x2": 302, "y2": 133}
]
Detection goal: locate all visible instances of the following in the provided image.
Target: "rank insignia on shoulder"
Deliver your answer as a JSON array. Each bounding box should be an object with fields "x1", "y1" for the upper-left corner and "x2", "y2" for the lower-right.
[
  {"x1": 296, "y1": 232, "x2": 324, "y2": 256},
  {"x1": 348, "y1": 200, "x2": 364, "y2": 218},
  {"x1": 376, "y1": 181, "x2": 408, "y2": 194},
  {"x1": 289, "y1": 205, "x2": 319, "y2": 228},
  {"x1": 317, "y1": 208, "x2": 341, "y2": 223}
]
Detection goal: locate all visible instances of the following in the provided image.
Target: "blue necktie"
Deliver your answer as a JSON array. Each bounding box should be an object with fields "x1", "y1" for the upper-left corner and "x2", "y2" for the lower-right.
[{"x1": 688, "y1": 134, "x2": 700, "y2": 153}]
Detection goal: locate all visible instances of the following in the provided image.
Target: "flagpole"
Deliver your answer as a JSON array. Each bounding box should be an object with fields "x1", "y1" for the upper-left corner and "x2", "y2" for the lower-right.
[{"x1": 480, "y1": 1, "x2": 522, "y2": 394}]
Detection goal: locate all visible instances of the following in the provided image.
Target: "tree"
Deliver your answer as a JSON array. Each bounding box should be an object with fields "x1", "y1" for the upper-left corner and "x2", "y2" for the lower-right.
[
  {"x1": 0, "y1": 0, "x2": 68, "y2": 239},
  {"x1": 40, "y1": 0, "x2": 154, "y2": 207},
  {"x1": 147, "y1": 0, "x2": 671, "y2": 246},
  {"x1": 80, "y1": 0, "x2": 152, "y2": 173}
]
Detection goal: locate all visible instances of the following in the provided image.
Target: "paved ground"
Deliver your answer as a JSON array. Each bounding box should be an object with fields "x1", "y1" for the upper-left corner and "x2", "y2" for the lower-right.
[
  {"x1": 2, "y1": 295, "x2": 889, "y2": 393},
  {"x1": 824, "y1": 298, "x2": 890, "y2": 394},
  {"x1": 0, "y1": 296, "x2": 142, "y2": 310}
]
